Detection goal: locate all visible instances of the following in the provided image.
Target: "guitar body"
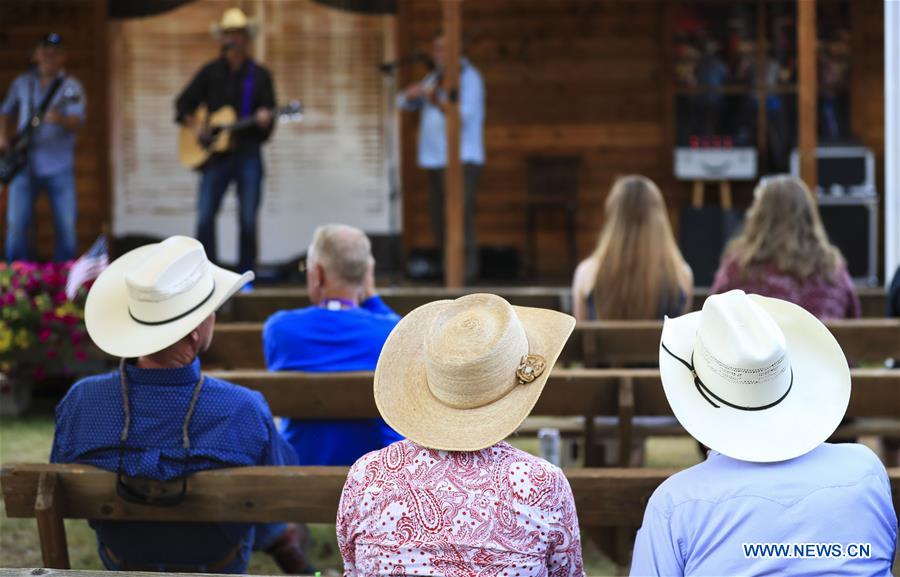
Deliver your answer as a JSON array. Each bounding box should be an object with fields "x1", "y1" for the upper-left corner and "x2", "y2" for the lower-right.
[
  {"x1": 178, "y1": 105, "x2": 238, "y2": 170},
  {"x1": 0, "y1": 136, "x2": 28, "y2": 185}
]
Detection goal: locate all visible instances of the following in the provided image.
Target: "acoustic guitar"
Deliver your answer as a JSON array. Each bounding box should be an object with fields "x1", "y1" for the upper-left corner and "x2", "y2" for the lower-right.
[{"x1": 178, "y1": 100, "x2": 302, "y2": 170}]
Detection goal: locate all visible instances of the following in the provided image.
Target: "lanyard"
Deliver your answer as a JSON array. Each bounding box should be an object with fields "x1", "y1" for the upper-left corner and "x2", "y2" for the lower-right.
[{"x1": 320, "y1": 298, "x2": 357, "y2": 311}]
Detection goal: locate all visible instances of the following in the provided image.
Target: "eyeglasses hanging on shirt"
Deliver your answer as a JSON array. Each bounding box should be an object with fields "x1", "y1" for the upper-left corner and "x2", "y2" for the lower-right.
[{"x1": 115, "y1": 359, "x2": 205, "y2": 507}]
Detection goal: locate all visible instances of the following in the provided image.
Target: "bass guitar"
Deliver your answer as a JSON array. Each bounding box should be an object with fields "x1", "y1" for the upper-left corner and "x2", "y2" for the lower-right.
[
  {"x1": 178, "y1": 101, "x2": 303, "y2": 170},
  {"x1": 0, "y1": 88, "x2": 82, "y2": 185}
]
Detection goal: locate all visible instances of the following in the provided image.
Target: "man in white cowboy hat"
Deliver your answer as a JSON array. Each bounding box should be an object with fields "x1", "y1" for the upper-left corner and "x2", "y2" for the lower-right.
[
  {"x1": 175, "y1": 7, "x2": 275, "y2": 277},
  {"x1": 50, "y1": 236, "x2": 313, "y2": 573},
  {"x1": 337, "y1": 293, "x2": 584, "y2": 576},
  {"x1": 630, "y1": 290, "x2": 897, "y2": 576},
  {"x1": 263, "y1": 224, "x2": 402, "y2": 464}
]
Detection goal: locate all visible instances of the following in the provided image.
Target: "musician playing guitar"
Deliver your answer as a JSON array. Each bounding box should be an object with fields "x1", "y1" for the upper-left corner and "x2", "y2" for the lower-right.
[
  {"x1": 0, "y1": 33, "x2": 85, "y2": 263},
  {"x1": 175, "y1": 8, "x2": 275, "y2": 278}
]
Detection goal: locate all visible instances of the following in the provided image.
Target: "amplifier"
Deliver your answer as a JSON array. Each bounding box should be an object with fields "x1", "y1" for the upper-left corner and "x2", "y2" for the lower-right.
[{"x1": 817, "y1": 196, "x2": 879, "y2": 286}]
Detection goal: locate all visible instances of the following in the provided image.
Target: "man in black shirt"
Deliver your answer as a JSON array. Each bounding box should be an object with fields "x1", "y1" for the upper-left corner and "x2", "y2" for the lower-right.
[{"x1": 175, "y1": 8, "x2": 275, "y2": 277}]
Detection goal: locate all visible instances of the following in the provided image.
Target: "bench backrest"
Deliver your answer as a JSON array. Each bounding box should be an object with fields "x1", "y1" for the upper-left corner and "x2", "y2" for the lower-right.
[
  {"x1": 204, "y1": 320, "x2": 900, "y2": 369},
  {"x1": 219, "y1": 287, "x2": 888, "y2": 321},
  {"x1": 3, "y1": 463, "x2": 898, "y2": 570},
  {"x1": 211, "y1": 368, "x2": 899, "y2": 420}
]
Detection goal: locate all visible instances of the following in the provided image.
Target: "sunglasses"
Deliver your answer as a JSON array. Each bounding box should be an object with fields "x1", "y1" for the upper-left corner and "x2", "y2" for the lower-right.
[{"x1": 115, "y1": 360, "x2": 204, "y2": 507}]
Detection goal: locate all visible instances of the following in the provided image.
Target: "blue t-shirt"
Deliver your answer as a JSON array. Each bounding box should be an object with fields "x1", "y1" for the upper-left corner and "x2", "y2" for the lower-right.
[{"x1": 263, "y1": 295, "x2": 404, "y2": 465}]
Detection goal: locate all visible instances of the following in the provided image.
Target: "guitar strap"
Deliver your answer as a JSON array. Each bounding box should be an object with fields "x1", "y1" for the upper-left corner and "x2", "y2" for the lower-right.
[{"x1": 29, "y1": 72, "x2": 66, "y2": 123}]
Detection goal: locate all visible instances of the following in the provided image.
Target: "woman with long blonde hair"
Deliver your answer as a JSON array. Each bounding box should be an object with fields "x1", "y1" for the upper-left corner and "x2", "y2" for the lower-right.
[
  {"x1": 711, "y1": 175, "x2": 860, "y2": 319},
  {"x1": 572, "y1": 175, "x2": 693, "y2": 321}
]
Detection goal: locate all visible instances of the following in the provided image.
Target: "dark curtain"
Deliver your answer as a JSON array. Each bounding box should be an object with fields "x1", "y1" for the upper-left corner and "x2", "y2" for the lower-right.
[
  {"x1": 110, "y1": 0, "x2": 396, "y2": 19},
  {"x1": 311, "y1": 0, "x2": 396, "y2": 15},
  {"x1": 109, "y1": 0, "x2": 195, "y2": 19}
]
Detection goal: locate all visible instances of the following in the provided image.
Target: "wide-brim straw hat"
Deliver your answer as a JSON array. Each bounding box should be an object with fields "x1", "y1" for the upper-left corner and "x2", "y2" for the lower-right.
[
  {"x1": 85, "y1": 236, "x2": 253, "y2": 359},
  {"x1": 659, "y1": 290, "x2": 851, "y2": 463},
  {"x1": 375, "y1": 293, "x2": 575, "y2": 452},
  {"x1": 210, "y1": 8, "x2": 259, "y2": 38}
]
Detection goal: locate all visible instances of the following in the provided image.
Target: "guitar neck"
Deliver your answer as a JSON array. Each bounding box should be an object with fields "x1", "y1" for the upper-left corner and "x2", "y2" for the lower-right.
[{"x1": 219, "y1": 104, "x2": 297, "y2": 132}]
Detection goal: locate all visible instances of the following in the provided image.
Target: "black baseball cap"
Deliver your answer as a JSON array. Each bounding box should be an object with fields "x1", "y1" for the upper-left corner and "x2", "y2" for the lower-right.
[{"x1": 39, "y1": 33, "x2": 63, "y2": 47}]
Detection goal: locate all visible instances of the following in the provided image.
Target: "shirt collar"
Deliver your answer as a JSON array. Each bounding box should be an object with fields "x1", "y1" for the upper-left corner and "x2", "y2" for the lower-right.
[{"x1": 124, "y1": 357, "x2": 202, "y2": 386}]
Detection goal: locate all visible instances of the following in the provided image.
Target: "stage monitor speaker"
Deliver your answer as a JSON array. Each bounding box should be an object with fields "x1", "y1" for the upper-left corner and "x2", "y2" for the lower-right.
[
  {"x1": 678, "y1": 207, "x2": 744, "y2": 287},
  {"x1": 816, "y1": 197, "x2": 878, "y2": 286}
]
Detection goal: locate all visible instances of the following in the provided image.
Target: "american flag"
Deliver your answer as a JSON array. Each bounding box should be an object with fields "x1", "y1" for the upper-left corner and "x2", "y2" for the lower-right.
[{"x1": 65, "y1": 235, "x2": 109, "y2": 300}]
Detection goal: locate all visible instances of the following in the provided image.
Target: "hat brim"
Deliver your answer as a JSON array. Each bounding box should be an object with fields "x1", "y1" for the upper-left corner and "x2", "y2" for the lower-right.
[
  {"x1": 210, "y1": 22, "x2": 260, "y2": 39},
  {"x1": 374, "y1": 300, "x2": 575, "y2": 452},
  {"x1": 659, "y1": 294, "x2": 850, "y2": 463},
  {"x1": 85, "y1": 244, "x2": 253, "y2": 359}
]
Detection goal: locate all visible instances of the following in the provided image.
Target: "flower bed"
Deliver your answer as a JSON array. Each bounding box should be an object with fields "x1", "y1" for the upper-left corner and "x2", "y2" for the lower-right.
[{"x1": 0, "y1": 261, "x2": 99, "y2": 386}]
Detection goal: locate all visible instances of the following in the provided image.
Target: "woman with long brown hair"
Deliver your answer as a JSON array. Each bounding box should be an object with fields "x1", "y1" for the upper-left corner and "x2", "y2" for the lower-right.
[
  {"x1": 572, "y1": 175, "x2": 693, "y2": 321},
  {"x1": 711, "y1": 175, "x2": 860, "y2": 319}
]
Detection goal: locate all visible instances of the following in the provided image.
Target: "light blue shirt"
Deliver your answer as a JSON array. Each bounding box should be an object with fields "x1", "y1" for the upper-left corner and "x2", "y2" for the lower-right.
[
  {"x1": 631, "y1": 443, "x2": 897, "y2": 577},
  {"x1": 397, "y1": 59, "x2": 484, "y2": 168},
  {"x1": 1, "y1": 70, "x2": 85, "y2": 177}
]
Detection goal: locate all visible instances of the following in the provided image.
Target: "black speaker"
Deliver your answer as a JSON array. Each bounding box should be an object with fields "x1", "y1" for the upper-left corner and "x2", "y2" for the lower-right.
[
  {"x1": 679, "y1": 207, "x2": 744, "y2": 286},
  {"x1": 817, "y1": 200, "x2": 878, "y2": 284}
]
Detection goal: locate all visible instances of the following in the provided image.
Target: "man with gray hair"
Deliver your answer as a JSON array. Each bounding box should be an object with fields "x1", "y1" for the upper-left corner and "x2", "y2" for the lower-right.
[{"x1": 263, "y1": 224, "x2": 403, "y2": 464}]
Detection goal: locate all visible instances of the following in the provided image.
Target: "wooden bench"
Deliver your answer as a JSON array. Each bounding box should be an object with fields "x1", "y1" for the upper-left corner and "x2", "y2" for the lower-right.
[
  {"x1": 0, "y1": 463, "x2": 676, "y2": 569},
  {"x1": 218, "y1": 286, "x2": 888, "y2": 321},
  {"x1": 3, "y1": 464, "x2": 899, "y2": 570},
  {"x1": 204, "y1": 319, "x2": 900, "y2": 369},
  {"x1": 209, "y1": 368, "x2": 900, "y2": 466}
]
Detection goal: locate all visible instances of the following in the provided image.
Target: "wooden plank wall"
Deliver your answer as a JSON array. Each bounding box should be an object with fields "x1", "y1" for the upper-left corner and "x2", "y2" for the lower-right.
[
  {"x1": 396, "y1": 0, "x2": 674, "y2": 278},
  {"x1": 395, "y1": 0, "x2": 887, "y2": 279},
  {"x1": 0, "y1": 0, "x2": 109, "y2": 260}
]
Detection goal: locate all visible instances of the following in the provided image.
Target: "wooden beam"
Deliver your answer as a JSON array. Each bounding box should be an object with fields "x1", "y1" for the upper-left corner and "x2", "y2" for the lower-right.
[
  {"x1": 798, "y1": 0, "x2": 818, "y2": 190},
  {"x1": 441, "y1": 0, "x2": 464, "y2": 287},
  {"x1": 35, "y1": 472, "x2": 70, "y2": 569}
]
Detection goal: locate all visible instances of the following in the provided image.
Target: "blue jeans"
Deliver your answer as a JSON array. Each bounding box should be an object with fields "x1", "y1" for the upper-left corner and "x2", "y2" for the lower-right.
[
  {"x1": 5, "y1": 168, "x2": 77, "y2": 262},
  {"x1": 96, "y1": 522, "x2": 286, "y2": 573},
  {"x1": 197, "y1": 147, "x2": 263, "y2": 273}
]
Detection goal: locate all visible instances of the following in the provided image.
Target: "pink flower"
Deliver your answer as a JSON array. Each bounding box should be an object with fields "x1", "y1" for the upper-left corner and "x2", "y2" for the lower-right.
[
  {"x1": 53, "y1": 292, "x2": 67, "y2": 305},
  {"x1": 70, "y1": 330, "x2": 84, "y2": 345},
  {"x1": 38, "y1": 328, "x2": 53, "y2": 343},
  {"x1": 42, "y1": 311, "x2": 56, "y2": 322},
  {"x1": 33, "y1": 366, "x2": 45, "y2": 381},
  {"x1": 45, "y1": 348, "x2": 58, "y2": 359},
  {"x1": 3, "y1": 293, "x2": 14, "y2": 306},
  {"x1": 62, "y1": 314, "x2": 79, "y2": 326},
  {"x1": 74, "y1": 349, "x2": 88, "y2": 361}
]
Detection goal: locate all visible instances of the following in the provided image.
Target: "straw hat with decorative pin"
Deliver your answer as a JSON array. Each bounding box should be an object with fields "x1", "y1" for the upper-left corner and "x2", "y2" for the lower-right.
[{"x1": 375, "y1": 293, "x2": 575, "y2": 451}]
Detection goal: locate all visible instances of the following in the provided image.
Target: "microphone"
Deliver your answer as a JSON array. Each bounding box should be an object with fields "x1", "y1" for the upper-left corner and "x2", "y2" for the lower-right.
[{"x1": 378, "y1": 50, "x2": 434, "y2": 74}]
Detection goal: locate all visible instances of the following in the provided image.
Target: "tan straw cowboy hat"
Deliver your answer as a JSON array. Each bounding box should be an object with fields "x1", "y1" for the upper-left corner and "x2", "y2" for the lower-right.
[
  {"x1": 210, "y1": 8, "x2": 259, "y2": 38},
  {"x1": 659, "y1": 290, "x2": 851, "y2": 463},
  {"x1": 85, "y1": 236, "x2": 253, "y2": 359},
  {"x1": 375, "y1": 293, "x2": 575, "y2": 451}
]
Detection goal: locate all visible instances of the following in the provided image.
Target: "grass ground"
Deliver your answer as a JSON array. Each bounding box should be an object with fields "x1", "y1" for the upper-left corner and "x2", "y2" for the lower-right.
[{"x1": 0, "y1": 412, "x2": 702, "y2": 575}]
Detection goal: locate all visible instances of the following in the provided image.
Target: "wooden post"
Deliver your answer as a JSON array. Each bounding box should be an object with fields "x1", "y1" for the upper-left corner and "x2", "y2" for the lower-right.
[
  {"x1": 35, "y1": 472, "x2": 70, "y2": 569},
  {"x1": 798, "y1": 0, "x2": 818, "y2": 190},
  {"x1": 441, "y1": 0, "x2": 464, "y2": 287}
]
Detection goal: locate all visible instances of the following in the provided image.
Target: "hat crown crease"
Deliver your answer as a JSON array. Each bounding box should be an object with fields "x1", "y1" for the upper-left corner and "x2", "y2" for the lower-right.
[
  {"x1": 123, "y1": 237, "x2": 215, "y2": 324},
  {"x1": 694, "y1": 290, "x2": 792, "y2": 408},
  {"x1": 425, "y1": 294, "x2": 529, "y2": 410}
]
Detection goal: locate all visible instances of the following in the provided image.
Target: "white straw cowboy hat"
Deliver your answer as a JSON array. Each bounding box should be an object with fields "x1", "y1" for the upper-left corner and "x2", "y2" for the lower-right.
[
  {"x1": 375, "y1": 293, "x2": 575, "y2": 451},
  {"x1": 210, "y1": 8, "x2": 259, "y2": 38},
  {"x1": 659, "y1": 289, "x2": 850, "y2": 463},
  {"x1": 85, "y1": 236, "x2": 253, "y2": 359}
]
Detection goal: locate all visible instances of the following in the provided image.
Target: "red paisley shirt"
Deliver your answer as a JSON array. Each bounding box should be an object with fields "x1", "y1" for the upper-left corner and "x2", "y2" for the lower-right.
[{"x1": 337, "y1": 440, "x2": 584, "y2": 577}]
